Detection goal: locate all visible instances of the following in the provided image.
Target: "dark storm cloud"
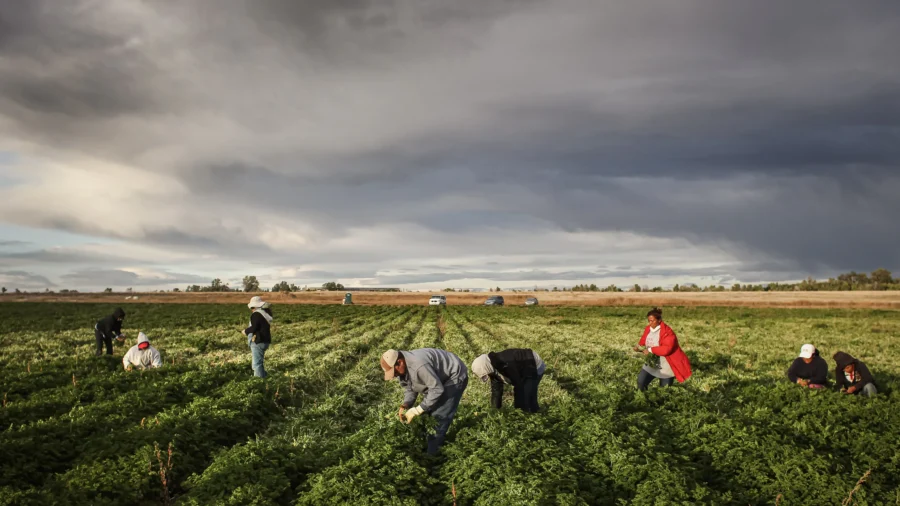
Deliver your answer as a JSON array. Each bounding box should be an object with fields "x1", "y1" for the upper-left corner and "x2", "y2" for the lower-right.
[{"x1": 1, "y1": 0, "x2": 899, "y2": 286}]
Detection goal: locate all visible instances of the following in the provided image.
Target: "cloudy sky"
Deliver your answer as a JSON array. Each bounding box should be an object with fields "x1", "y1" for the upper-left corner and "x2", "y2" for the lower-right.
[{"x1": 1, "y1": 0, "x2": 899, "y2": 292}]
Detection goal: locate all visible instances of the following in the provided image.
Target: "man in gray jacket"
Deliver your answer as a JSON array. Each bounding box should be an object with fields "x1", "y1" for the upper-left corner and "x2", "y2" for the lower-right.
[{"x1": 381, "y1": 348, "x2": 468, "y2": 455}]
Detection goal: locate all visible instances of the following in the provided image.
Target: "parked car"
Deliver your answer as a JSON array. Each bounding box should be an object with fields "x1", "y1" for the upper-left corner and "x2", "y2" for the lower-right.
[
  {"x1": 525, "y1": 297, "x2": 539, "y2": 306},
  {"x1": 484, "y1": 295, "x2": 504, "y2": 306},
  {"x1": 429, "y1": 295, "x2": 447, "y2": 306}
]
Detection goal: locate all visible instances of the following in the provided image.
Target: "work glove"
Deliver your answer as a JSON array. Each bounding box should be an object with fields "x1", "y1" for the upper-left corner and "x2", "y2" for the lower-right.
[{"x1": 403, "y1": 405, "x2": 425, "y2": 424}]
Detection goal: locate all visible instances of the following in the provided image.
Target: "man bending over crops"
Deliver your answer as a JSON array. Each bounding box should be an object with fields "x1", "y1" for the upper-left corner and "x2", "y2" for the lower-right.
[
  {"x1": 833, "y1": 351, "x2": 877, "y2": 397},
  {"x1": 122, "y1": 332, "x2": 163, "y2": 371},
  {"x1": 381, "y1": 348, "x2": 469, "y2": 455},
  {"x1": 95, "y1": 307, "x2": 126, "y2": 356},
  {"x1": 787, "y1": 344, "x2": 828, "y2": 388},
  {"x1": 633, "y1": 307, "x2": 692, "y2": 390},
  {"x1": 471, "y1": 348, "x2": 545, "y2": 412}
]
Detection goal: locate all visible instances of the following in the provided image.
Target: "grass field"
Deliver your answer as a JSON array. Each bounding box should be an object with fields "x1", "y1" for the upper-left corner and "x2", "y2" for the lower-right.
[{"x1": 1, "y1": 303, "x2": 898, "y2": 505}]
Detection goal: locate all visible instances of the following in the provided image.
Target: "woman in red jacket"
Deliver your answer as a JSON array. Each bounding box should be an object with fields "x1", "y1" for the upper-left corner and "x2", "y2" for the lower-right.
[{"x1": 632, "y1": 307, "x2": 692, "y2": 390}]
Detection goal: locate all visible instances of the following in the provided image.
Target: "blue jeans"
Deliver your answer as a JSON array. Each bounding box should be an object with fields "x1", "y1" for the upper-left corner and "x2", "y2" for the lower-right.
[
  {"x1": 637, "y1": 368, "x2": 674, "y2": 391},
  {"x1": 249, "y1": 341, "x2": 269, "y2": 378},
  {"x1": 427, "y1": 376, "x2": 468, "y2": 455},
  {"x1": 513, "y1": 374, "x2": 543, "y2": 413}
]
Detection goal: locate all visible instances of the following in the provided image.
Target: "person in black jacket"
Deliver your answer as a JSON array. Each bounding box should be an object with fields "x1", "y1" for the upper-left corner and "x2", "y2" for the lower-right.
[
  {"x1": 471, "y1": 349, "x2": 545, "y2": 413},
  {"x1": 94, "y1": 307, "x2": 126, "y2": 356},
  {"x1": 787, "y1": 344, "x2": 828, "y2": 389},
  {"x1": 242, "y1": 296, "x2": 273, "y2": 378},
  {"x1": 833, "y1": 351, "x2": 877, "y2": 397}
]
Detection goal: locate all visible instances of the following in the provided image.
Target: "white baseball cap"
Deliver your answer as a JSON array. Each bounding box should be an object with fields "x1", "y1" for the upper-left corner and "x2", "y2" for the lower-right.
[{"x1": 798, "y1": 344, "x2": 816, "y2": 359}]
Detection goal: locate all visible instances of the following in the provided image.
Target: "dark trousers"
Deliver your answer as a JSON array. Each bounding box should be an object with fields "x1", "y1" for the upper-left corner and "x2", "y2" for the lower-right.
[
  {"x1": 637, "y1": 368, "x2": 674, "y2": 391},
  {"x1": 513, "y1": 374, "x2": 543, "y2": 413},
  {"x1": 427, "y1": 376, "x2": 468, "y2": 455},
  {"x1": 95, "y1": 329, "x2": 113, "y2": 356}
]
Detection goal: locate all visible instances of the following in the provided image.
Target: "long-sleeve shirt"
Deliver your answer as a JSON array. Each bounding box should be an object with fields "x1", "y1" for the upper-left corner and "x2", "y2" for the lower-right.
[
  {"x1": 243, "y1": 309, "x2": 272, "y2": 344},
  {"x1": 786, "y1": 356, "x2": 828, "y2": 384},
  {"x1": 398, "y1": 348, "x2": 467, "y2": 412},
  {"x1": 833, "y1": 352, "x2": 876, "y2": 391},
  {"x1": 95, "y1": 314, "x2": 123, "y2": 339}
]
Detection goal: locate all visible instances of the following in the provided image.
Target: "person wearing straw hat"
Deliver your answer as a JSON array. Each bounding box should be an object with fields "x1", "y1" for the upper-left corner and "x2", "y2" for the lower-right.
[
  {"x1": 786, "y1": 344, "x2": 828, "y2": 389},
  {"x1": 242, "y1": 296, "x2": 273, "y2": 378},
  {"x1": 381, "y1": 348, "x2": 468, "y2": 455},
  {"x1": 122, "y1": 332, "x2": 163, "y2": 371}
]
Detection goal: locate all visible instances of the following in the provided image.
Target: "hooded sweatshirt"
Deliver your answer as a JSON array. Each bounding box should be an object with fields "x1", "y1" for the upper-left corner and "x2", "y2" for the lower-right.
[
  {"x1": 786, "y1": 353, "x2": 828, "y2": 385},
  {"x1": 96, "y1": 308, "x2": 126, "y2": 339},
  {"x1": 123, "y1": 332, "x2": 162, "y2": 370},
  {"x1": 398, "y1": 348, "x2": 467, "y2": 412},
  {"x1": 833, "y1": 351, "x2": 875, "y2": 391}
]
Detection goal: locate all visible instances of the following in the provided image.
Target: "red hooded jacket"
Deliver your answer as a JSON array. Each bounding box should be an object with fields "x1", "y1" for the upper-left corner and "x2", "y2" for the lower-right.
[{"x1": 639, "y1": 322, "x2": 692, "y2": 383}]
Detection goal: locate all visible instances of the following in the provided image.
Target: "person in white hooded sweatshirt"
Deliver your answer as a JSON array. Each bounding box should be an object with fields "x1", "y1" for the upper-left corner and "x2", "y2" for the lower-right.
[{"x1": 122, "y1": 332, "x2": 163, "y2": 371}]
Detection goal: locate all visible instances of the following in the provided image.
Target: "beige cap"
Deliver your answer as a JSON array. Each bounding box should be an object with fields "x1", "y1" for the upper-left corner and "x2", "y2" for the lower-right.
[{"x1": 380, "y1": 349, "x2": 400, "y2": 380}]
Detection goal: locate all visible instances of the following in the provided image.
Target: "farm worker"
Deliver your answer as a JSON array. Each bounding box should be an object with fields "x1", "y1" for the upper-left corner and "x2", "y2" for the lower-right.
[
  {"x1": 122, "y1": 332, "x2": 163, "y2": 371},
  {"x1": 94, "y1": 307, "x2": 126, "y2": 356},
  {"x1": 832, "y1": 351, "x2": 877, "y2": 396},
  {"x1": 242, "y1": 296, "x2": 273, "y2": 378},
  {"x1": 632, "y1": 307, "x2": 692, "y2": 390},
  {"x1": 471, "y1": 348, "x2": 545, "y2": 413},
  {"x1": 381, "y1": 348, "x2": 468, "y2": 455},
  {"x1": 786, "y1": 344, "x2": 828, "y2": 388}
]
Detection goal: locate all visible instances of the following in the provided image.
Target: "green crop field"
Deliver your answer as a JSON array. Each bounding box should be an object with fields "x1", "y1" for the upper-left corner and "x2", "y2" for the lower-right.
[{"x1": 1, "y1": 303, "x2": 898, "y2": 505}]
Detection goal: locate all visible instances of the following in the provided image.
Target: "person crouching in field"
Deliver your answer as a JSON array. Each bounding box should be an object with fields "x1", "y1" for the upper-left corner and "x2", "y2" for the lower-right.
[
  {"x1": 471, "y1": 349, "x2": 545, "y2": 413},
  {"x1": 381, "y1": 348, "x2": 468, "y2": 455},
  {"x1": 833, "y1": 351, "x2": 877, "y2": 397},
  {"x1": 95, "y1": 307, "x2": 126, "y2": 356},
  {"x1": 787, "y1": 344, "x2": 828, "y2": 389},
  {"x1": 122, "y1": 332, "x2": 162, "y2": 371},
  {"x1": 633, "y1": 307, "x2": 692, "y2": 390},
  {"x1": 242, "y1": 296, "x2": 273, "y2": 378}
]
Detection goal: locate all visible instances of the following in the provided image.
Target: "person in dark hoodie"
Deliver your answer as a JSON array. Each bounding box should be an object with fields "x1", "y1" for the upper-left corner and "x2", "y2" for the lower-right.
[
  {"x1": 95, "y1": 307, "x2": 126, "y2": 356},
  {"x1": 242, "y1": 296, "x2": 273, "y2": 378},
  {"x1": 833, "y1": 351, "x2": 877, "y2": 397},
  {"x1": 787, "y1": 344, "x2": 828, "y2": 389},
  {"x1": 471, "y1": 349, "x2": 545, "y2": 413}
]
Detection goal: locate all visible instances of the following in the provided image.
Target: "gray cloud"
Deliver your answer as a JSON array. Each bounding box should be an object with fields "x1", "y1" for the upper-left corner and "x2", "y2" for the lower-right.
[
  {"x1": 0, "y1": 270, "x2": 54, "y2": 289},
  {"x1": 60, "y1": 268, "x2": 209, "y2": 288},
  {"x1": 1, "y1": 0, "x2": 899, "y2": 288}
]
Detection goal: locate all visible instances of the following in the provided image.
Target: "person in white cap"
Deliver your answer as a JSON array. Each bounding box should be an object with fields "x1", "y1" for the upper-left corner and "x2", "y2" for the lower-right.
[
  {"x1": 242, "y1": 296, "x2": 273, "y2": 378},
  {"x1": 786, "y1": 344, "x2": 828, "y2": 388},
  {"x1": 122, "y1": 332, "x2": 163, "y2": 371},
  {"x1": 381, "y1": 348, "x2": 468, "y2": 455},
  {"x1": 471, "y1": 349, "x2": 545, "y2": 413}
]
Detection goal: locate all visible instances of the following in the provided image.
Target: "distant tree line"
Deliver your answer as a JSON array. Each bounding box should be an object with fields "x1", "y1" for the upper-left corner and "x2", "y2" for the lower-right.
[{"x1": 2, "y1": 269, "x2": 896, "y2": 295}]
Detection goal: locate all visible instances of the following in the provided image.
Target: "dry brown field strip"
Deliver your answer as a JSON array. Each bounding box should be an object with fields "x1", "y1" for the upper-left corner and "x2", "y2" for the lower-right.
[{"x1": 5, "y1": 290, "x2": 900, "y2": 309}]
